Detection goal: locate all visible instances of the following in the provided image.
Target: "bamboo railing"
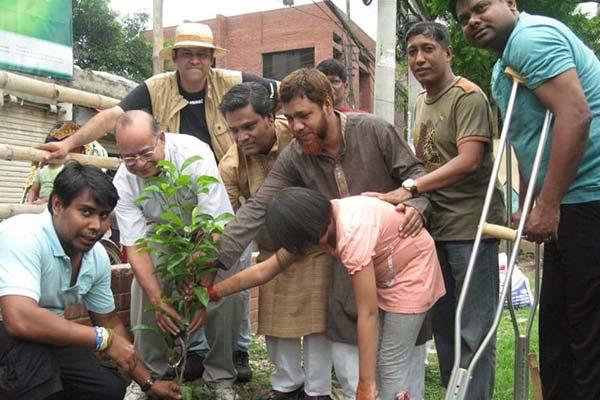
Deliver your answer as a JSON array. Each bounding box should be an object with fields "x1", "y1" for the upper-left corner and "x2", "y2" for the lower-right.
[
  {"x1": 0, "y1": 143, "x2": 121, "y2": 170},
  {"x1": 0, "y1": 70, "x2": 119, "y2": 109}
]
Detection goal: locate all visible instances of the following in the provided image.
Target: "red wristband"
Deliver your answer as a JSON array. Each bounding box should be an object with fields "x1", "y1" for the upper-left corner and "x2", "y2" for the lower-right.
[{"x1": 206, "y1": 285, "x2": 219, "y2": 302}]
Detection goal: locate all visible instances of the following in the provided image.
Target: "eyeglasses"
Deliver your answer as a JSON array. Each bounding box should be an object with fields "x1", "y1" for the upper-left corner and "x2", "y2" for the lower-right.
[
  {"x1": 177, "y1": 49, "x2": 213, "y2": 60},
  {"x1": 121, "y1": 138, "x2": 160, "y2": 166}
]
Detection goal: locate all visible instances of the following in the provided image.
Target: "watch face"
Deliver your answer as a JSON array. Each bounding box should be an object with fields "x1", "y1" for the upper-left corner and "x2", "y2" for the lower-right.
[{"x1": 403, "y1": 179, "x2": 415, "y2": 189}]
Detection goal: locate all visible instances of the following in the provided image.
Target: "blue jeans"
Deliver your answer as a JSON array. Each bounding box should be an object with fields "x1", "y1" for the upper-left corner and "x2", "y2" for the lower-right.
[{"x1": 432, "y1": 240, "x2": 499, "y2": 400}]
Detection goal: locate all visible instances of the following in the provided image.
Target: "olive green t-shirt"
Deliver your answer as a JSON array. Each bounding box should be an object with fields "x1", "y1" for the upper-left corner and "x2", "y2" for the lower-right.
[{"x1": 413, "y1": 77, "x2": 505, "y2": 241}]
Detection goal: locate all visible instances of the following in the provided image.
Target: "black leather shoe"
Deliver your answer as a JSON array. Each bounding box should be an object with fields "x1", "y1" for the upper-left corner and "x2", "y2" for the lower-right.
[
  {"x1": 233, "y1": 350, "x2": 253, "y2": 383},
  {"x1": 182, "y1": 350, "x2": 206, "y2": 382}
]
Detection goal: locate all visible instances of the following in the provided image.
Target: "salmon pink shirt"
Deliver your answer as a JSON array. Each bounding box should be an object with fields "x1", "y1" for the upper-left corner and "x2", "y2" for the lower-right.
[{"x1": 328, "y1": 196, "x2": 445, "y2": 313}]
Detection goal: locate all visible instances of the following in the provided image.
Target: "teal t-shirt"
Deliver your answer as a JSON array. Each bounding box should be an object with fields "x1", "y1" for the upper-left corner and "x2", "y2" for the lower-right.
[
  {"x1": 0, "y1": 211, "x2": 115, "y2": 320},
  {"x1": 491, "y1": 12, "x2": 600, "y2": 204}
]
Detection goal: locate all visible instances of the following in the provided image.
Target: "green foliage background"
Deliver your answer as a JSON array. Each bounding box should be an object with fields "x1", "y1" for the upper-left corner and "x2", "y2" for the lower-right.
[
  {"x1": 398, "y1": 0, "x2": 600, "y2": 99},
  {"x1": 72, "y1": 0, "x2": 152, "y2": 82}
]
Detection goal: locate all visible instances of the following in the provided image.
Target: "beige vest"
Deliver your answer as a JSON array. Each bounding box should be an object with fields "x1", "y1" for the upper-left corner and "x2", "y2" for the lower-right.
[{"x1": 145, "y1": 69, "x2": 242, "y2": 161}]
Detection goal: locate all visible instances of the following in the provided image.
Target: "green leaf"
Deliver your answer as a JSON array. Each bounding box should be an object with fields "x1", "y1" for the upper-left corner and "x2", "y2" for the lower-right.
[
  {"x1": 164, "y1": 186, "x2": 179, "y2": 197},
  {"x1": 134, "y1": 246, "x2": 154, "y2": 254},
  {"x1": 157, "y1": 159, "x2": 177, "y2": 175},
  {"x1": 177, "y1": 174, "x2": 192, "y2": 186},
  {"x1": 133, "y1": 195, "x2": 150, "y2": 205},
  {"x1": 131, "y1": 323, "x2": 161, "y2": 333},
  {"x1": 181, "y1": 385, "x2": 193, "y2": 400},
  {"x1": 197, "y1": 175, "x2": 220, "y2": 187},
  {"x1": 160, "y1": 212, "x2": 184, "y2": 228},
  {"x1": 141, "y1": 185, "x2": 162, "y2": 194},
  {"x1": 213, "y1": 212, "x2": 235, "y2": 224},
  {"x1": 180, "y1": 155, "x2": 203, "y2": 172},
  {"x1": 146, "y1": 175, "x2": 169, "y2": 186},
  {"x1": 194, "y1": 286, "x2": 210, "y2": 307},
  {"x1": 145, "y1": 304, "x2": 164, "y2": 313}
]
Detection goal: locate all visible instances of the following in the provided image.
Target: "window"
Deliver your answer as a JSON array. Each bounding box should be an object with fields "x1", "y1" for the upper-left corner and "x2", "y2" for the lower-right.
[{"x1": 263, "y1": 48, "x2": 315, "y2": 81}]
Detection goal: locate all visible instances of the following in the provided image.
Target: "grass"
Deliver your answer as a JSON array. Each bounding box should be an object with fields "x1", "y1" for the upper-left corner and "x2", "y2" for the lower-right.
[{"x1": 231, "y1": 305, "x2": 540, "y2": 400}]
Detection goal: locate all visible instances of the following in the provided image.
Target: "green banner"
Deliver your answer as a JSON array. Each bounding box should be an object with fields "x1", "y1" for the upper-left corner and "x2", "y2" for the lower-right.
[{"x1": 0, "y1": 0, "x2": 73, "y2": 79}]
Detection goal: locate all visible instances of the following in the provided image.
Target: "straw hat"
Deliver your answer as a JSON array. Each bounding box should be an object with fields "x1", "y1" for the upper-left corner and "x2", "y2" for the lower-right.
[{"x1": 159, "y1": 22, "x2": 228, "y2": 60}]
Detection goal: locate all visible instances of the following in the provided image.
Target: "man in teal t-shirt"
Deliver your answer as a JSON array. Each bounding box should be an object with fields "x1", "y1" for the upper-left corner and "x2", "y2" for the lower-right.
[{"x1": 453, "y1": 1, "x2": 600, "y2": 399}]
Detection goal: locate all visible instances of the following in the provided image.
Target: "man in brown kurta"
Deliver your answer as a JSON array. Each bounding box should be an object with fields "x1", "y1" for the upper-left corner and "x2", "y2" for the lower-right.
[
  {"x1": 216, "y1": 69, "x2": 431, "y2": 399},
  {"x1": 218, "y1": 82, "x2": 334, "y2": 398}
]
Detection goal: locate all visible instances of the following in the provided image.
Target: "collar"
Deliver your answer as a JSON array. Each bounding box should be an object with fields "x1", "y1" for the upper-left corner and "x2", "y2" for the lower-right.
[
  {"x1": 40, "y1": 209, "x2": 69, "y2": 258},
  {"x1": 425, "y1": 76, "x2": 461, "y2": 104},
  {"x1": 333, "y1": 110, "x2": 348, "y2": 159},
  {"x1": 501, "y1": 12, "x2": 528, "y2": 62}
]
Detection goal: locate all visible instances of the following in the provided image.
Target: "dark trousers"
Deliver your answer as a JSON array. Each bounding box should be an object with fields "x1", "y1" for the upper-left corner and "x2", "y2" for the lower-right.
[
  {"x1": 0, "y1": 323, "x2": 126, "y2": 400},
  {"x1": 540, "y1": 201, "x2": 600, "y2": 400}
]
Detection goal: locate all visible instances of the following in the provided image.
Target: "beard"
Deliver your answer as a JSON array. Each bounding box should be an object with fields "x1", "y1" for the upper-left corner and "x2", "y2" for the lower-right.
[
  {"x1": 298, "y1": 117, "x2": 328, "y2": 155},
  {"x1": 299, "y1": 137, "x2": 324, "y2": 155}
]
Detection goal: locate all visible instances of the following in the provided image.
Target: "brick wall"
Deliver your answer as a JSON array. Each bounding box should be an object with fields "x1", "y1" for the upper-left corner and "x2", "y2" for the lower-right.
[{"x1": 65, "y1": 264, "x2": 260, "y2": 333}]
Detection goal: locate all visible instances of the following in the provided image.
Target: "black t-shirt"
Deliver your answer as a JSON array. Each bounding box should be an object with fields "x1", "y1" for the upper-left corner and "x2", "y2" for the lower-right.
[{"x1": 118, "y1": 71, "x2": 278, "y2": 151}]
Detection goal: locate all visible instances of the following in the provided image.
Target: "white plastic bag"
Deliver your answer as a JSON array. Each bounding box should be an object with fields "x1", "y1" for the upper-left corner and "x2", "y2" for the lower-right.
[{"x1": 498, "y1": 252, "x2": 534, "y2": 308}]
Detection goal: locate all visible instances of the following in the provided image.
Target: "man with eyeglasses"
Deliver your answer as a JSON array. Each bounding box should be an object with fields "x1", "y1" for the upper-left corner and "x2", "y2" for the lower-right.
[
  {"x1": 316, "y1": 59, "x2": 365, "y2": 113},
  {"x1": 113, "y1": 110, "x2": 243, "y2": 400}
]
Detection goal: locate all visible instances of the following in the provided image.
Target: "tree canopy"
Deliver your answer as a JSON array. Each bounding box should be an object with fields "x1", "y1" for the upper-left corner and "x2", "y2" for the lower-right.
[
  {"x1": 398, "y1": 0, "x2": 600, "y2": 98},
  {"x1": 72, "y1": 0, "x2": 152, "y2": 82}
]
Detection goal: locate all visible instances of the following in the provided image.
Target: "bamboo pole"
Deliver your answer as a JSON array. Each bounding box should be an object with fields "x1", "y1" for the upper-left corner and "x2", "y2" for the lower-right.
[
  {"x1": 0, "y1": 204, "x2": 45, "y2": 219},
  {"x1": 0, "y1": 70, "x2": 119, "y2": 110},
  {"x1": 152, "y1": 0, "x2": 164, "y2": 75},
  {"x1": 0, "y1": 144, "x2": 121, "y2": 170}
]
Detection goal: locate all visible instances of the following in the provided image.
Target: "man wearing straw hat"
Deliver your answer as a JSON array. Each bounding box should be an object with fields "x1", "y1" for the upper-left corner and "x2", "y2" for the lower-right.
[{"x1": 41, "y1": 22, "x2": 277, "y2": 163}]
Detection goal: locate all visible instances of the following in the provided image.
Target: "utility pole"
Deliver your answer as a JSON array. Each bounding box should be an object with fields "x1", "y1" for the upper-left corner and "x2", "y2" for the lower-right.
[
  {"x1": 344, "y1": 0, "x2": 356, "y2": 107},
  {"x1": 152, "y1": 0, "x2": 164, "y2": 75},
  {"x1": 374, "y1": 0, "x2": 396, "y2": 123}
]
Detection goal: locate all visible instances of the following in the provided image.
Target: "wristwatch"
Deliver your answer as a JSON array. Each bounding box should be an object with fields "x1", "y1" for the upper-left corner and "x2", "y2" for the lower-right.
[
  {"x1": 402, "y1": 178, "x2": 419, "y2": 197},
  {"x1": 140, "y1": 376, "x2": 156, "y2": 392}
]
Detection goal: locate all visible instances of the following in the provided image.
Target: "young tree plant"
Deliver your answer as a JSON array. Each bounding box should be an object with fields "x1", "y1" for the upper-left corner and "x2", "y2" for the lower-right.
[{"x1": 132, "y1": 155, "x2": 233, "y2": 391}]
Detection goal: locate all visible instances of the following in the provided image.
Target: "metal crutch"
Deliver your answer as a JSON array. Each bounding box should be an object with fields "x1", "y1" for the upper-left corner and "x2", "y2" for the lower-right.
[{"x1": 444, "y1": 67, "x2": 553, "y2": 400}]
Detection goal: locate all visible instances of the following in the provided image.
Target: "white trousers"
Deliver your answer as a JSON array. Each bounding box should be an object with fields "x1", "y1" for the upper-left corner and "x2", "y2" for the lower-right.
[
  {"x1": 331, "y1": 341, "x2": 359, "y2": 400},
  {"x1": 266, "y1": 333, "x2": 332, "y2": 396}
]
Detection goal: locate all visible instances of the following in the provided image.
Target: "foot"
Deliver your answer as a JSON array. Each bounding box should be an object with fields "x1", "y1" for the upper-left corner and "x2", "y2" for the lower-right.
[
  {"x1": 182, "y1": 350, "x2": 206, "y2": 382},
  {"x1": 213, "y1": 386, "x2": 239, "y2": 400},
  {"x1": 233, "y1": 350, "x2": 253, "y2": 383},
  {"x1": 263, "y1": 386, "x2": 304, "y2": 399}
]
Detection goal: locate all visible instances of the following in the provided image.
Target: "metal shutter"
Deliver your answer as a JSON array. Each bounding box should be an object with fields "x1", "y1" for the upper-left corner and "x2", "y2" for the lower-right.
[{"x1": 0, "y1": 101, "x2": 57, "y2": 204}]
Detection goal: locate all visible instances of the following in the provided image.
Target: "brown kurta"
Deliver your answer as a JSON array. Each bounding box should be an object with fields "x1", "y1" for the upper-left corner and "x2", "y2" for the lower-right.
[
  {"x1": 218, "y1": 111, "x2": 431, "y2": 344},
  {"x1": 218, "y1": 118, "x2": 333, "y2": 337}
]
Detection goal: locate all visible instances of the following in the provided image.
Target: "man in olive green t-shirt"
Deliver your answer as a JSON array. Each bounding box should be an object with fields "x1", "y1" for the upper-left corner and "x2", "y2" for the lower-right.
[{"x1": 368, "y1": 22, "x2": 505, "y2": 400}]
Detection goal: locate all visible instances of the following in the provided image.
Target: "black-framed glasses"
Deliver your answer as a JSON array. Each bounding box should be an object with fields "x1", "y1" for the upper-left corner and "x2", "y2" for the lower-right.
[{"x1": 121, "y1": 138, "x2": 160, "y2": 166}]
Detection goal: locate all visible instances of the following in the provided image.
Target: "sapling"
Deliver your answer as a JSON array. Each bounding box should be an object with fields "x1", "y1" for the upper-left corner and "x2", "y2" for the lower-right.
[{"x1": 132, "y1": 155, "x2": 233, "y2": 396}]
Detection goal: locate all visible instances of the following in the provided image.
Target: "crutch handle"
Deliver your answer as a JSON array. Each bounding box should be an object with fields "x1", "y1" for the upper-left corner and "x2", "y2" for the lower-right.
[
  {"x1": 483, "y1": 223, "x2": 518, "y2": 241},
  {"x1": 504, "y1": 66, "x2": 527, "y2": 85}
]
